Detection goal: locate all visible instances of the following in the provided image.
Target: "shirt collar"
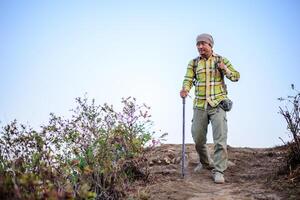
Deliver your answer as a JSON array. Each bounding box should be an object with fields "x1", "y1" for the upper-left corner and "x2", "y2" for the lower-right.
[{"x1": 199, "y1": 52, "x2": 216, "y2": 60}]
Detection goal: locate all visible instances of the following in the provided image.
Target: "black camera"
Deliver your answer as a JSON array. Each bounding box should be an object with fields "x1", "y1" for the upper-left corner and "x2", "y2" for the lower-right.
[{"x1": 219, "y1": 99, "x2": 233, "y2": 112}]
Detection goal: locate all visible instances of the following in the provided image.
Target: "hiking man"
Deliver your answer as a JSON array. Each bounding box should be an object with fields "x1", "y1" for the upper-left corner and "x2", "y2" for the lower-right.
[{"x1": 180, "y1": 33, "x2": 240, "y2": 183}]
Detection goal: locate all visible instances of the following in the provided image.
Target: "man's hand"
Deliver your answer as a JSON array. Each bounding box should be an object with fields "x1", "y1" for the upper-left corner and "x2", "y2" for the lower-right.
[
  {"x1": 217, "y1": 61, "x2": 231, "y2": 75},
  {"x1": 217, "y1": 60, "x2": 227, "y2": 70},
  {"x1": 180, "y1": 89, "x2": 188, "y2": 98}
]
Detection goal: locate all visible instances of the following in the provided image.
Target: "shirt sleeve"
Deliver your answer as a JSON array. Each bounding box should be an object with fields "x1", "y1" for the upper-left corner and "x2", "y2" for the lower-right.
[
  {"x1": 222, "y1": 57, "x2": 240, "y2": 82},
  {"x1": 182, "y1": 60, "x2": 195, "y2": 92}
]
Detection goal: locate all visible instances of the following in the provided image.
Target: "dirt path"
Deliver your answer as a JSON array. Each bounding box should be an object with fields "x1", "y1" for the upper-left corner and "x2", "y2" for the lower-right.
[{"x1": 127, "y1": 144, "x2": 290, "y2": 200}]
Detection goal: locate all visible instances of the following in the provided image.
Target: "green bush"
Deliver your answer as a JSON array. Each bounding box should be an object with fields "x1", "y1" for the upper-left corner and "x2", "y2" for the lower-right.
[{"x1": 0, "y1": 96, "x2": 154, "y2": 199}]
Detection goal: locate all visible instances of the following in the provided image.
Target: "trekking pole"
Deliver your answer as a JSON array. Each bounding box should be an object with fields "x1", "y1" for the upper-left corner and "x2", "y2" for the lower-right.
[{"x1": 181, "y1": 97, "x2": 186, "y2": 178}]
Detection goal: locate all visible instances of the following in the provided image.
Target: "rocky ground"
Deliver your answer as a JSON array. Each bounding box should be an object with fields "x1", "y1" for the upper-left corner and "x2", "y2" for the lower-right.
[{"x1": 126, "y1": 144, "x2": 300, "y2": 200}]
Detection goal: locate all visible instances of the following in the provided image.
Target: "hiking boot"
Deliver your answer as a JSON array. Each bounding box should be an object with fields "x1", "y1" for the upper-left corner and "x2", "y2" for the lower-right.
[
  {"x1": 194, "y1": 163, "x2": 203, "y2": 173},
  {"x1": 212, "y1": 170, "x2": 225, "y2": 184},
  {"x1": 194, "y1": 162, "x2": 214, "y2": 173},
  {"x1": 227, "y1": 160, "x2": 236, "y2": 168}
]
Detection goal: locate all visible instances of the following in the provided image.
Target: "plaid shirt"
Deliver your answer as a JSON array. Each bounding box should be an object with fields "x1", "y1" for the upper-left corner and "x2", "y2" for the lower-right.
[{"x1": 182, "y1": 53, "x2": 240, "y2": 109}]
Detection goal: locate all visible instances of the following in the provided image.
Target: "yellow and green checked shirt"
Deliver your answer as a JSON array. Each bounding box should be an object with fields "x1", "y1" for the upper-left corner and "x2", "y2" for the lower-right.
[{"x1": 182, "y1": 53, "x2": 240, "y2": 109}]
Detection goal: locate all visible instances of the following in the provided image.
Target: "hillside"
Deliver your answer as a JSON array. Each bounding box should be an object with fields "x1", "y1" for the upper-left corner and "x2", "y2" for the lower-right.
[{"x1": 126, "y1": 144, "x2": 300, "y2": 200}]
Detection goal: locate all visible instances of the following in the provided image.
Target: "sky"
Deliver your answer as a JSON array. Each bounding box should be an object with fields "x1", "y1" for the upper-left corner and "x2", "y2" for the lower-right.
[{"x1": 0, "y1": 0, "x2": 299, "y2": 148}]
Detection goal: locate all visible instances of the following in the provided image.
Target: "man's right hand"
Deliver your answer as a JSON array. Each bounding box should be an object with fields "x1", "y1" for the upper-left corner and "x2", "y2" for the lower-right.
[{"x1": 180, "y1": 89, "x2": 188, "y2": 98}]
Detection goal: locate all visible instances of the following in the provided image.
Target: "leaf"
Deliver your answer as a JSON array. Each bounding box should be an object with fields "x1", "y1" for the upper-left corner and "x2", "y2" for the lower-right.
[
  {"x1": 83, "y1": 166, "x2": 93, "y2": 175},
  {"x1": 71, "y1": 159, "x2": 80, "y2": 166},
  {"x1": 159, "y1": 132, "x2": 168, "y2": 139}
]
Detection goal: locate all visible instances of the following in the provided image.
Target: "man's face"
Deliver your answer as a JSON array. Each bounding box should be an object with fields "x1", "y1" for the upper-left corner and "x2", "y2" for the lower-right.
[{"x1": 196, "y1": 41, "x2": 212, "y2": 58}]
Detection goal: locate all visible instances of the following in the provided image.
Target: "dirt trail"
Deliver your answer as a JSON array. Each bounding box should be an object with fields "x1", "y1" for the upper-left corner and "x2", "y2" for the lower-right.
[{"x1": 128, "y1": 144, "x2": 291, "y2": 200}]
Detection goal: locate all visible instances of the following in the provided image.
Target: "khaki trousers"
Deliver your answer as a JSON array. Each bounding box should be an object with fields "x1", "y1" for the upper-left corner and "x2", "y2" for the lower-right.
[{"x1": 191, "y1": 105, "x2": 228, "y2": 172}]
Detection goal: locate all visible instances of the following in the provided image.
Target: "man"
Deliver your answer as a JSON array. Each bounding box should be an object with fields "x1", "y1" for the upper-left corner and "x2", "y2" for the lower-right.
[{"x1": 180, "y1": 33, "x2": 240, "y2": 183}]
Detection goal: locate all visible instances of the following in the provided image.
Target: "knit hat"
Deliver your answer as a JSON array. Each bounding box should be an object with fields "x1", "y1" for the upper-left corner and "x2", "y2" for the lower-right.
[{"x1": 196, "y1": 33, "x2": 214, "y2": 47}]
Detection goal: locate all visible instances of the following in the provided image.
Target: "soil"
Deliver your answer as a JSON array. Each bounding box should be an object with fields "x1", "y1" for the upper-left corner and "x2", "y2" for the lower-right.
[{"x1": 126, "y1": 144, "x2": 300, "y2": 200}]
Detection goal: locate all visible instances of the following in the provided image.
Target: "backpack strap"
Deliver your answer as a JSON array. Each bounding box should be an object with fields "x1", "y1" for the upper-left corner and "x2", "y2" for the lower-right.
[
  {"x1": 215, "y1": 55, "x2": 228, "y2": 94},
  {"x1": 192, "y1": 57, "x2": 200, "y2": 86}
]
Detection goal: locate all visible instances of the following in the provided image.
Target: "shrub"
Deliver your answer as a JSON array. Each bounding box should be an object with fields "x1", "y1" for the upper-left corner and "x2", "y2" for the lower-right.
[
  {"x1": 0, "y1": 96, "x2": 154, "y2": 199},
  {"x1": 278, "y1": 84, "x2": 300, "y2": 171}
]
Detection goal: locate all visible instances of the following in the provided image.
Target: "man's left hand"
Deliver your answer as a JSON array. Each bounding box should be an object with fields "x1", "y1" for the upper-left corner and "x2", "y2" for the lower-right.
[{"x1": 217, "y1": 61, "x2": 227, "y2": 70}]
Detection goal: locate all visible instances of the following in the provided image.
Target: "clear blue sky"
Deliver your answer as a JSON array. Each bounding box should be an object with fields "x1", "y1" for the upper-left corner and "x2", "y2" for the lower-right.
[{"x1": 1, "y1": 0, "x2": 299, "y2": 147}]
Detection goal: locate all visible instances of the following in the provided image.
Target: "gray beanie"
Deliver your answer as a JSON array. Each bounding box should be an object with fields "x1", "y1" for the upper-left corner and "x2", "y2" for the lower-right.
[{"x1": 196, "y1": 33, "x2": 214, "y2": 47}]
